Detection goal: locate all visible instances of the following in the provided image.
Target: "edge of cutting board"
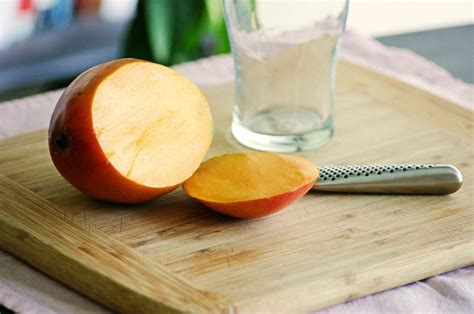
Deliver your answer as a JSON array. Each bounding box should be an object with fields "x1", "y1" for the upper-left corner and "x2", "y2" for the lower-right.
[{"x1": 0, "y1": 175, "x2": 234, "y2": 313}]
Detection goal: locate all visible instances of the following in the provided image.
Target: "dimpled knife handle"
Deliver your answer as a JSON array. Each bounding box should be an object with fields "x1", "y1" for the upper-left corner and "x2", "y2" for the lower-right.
[{"x1": 313, "y1": 164, "x2": 462, "y2": 195}]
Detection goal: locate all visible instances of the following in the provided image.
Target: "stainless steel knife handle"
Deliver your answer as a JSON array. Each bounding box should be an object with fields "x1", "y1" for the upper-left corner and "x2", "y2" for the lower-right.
[{"x1": 313, "y1": 164, "x2": 462, "y2": 195}]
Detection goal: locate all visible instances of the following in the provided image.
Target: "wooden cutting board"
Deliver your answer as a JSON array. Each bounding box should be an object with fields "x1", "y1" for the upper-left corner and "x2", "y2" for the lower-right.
[{"x1": 0, "y1": 61, "x2": 473, "y2": 313}]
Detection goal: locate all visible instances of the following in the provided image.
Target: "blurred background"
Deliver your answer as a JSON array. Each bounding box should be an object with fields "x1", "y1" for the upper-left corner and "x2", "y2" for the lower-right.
[{"x1": 0, "y1": 0, "x2": 472, "y2": 101}]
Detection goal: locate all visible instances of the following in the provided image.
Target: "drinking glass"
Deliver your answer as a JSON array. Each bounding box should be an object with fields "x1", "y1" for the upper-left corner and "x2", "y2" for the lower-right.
[{"x1": 223, "y1": 0, "x2": 349, "y2": 152}]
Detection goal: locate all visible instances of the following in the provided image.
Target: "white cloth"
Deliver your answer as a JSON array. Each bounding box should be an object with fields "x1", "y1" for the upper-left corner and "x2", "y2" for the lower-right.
[{"x1": 0, "y1": 30, "x2": 473, "y2": 313}]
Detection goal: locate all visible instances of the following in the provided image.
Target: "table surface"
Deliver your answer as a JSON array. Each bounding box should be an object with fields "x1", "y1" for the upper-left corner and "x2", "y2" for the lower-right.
[
  {"x1": 0, "y1": 30, "x2": 473, "y2": 313},
  {"x1": 377, "y1": 24, "x2": 473, "y2": 83}
]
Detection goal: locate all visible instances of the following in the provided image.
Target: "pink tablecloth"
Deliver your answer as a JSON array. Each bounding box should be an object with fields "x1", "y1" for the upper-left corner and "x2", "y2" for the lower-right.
[{"x1": 0, "y1": 31, "x2": 473, "y2": 313}]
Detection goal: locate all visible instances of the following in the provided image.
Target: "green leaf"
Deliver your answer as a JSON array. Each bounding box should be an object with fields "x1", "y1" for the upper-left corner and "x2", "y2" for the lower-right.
[
  {"x1": 144, "y1": 0, "x2": 174, "y2": 64},
  {"x1": 122, "y1": 0, "x2": 154, "y2": 61},
  {"x1": 170, "y1": 0, "x2": 206, "y2": 64},
  {"x1": 123, "y1": 0, "x2": 231, "y2": 65},
  {"x1": 204, "y1": 0, "x2": 230, "y2": 54}
]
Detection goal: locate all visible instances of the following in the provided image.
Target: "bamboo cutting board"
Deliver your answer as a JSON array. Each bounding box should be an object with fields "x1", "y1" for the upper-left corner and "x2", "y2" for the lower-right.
[{"x1": 0, "y1": 61, "x2": 473, "y2": 313}]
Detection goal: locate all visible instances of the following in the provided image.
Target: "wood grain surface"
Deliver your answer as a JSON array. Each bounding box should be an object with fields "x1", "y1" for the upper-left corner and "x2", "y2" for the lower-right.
[
  {"x1": 0, "y1": 61, "x2": 473, "y2": 313},
  {"x1": 0, "y1": 175, "x2": 232, "y2": 313}
]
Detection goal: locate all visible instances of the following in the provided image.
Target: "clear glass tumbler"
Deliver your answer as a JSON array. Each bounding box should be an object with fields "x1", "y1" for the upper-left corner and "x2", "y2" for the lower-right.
[{"x1": 223, "y1": 0, "x2": 349, "y2": 152}]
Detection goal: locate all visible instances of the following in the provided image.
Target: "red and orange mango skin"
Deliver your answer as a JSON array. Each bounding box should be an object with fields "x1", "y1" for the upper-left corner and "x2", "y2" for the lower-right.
[
  {"x1": 200, "y1": 182, "x2": 314, "y2": 219},
  {"x1": 49, "y1": 59, "x2": 177, "y2": 203}
]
